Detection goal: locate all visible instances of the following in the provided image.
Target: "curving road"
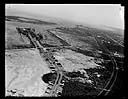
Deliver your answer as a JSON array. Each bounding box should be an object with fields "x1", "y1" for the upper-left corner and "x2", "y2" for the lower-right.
[
  {"x1": 90, "y1": 32, "x2": 119, "y2": 96},
  {"x1": 76, "y1": 26, "x2": 119, "y2": 95}
]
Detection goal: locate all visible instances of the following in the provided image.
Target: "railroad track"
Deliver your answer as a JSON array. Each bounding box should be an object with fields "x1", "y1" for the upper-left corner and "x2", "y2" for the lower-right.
[{"x1": 16, "y1": 27, "x2": 64, "y2": 97}]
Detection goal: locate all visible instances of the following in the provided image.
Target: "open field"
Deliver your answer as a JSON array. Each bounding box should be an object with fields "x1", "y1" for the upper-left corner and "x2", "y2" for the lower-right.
[{"x1": 5, "y1": 48, "x2": 50, "y2": 96}]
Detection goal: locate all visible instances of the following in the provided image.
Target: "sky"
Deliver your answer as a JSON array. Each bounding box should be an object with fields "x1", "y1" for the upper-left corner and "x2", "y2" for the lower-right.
[{"x1": 5, "y1": 4, "x2": 124, "y2": 29}]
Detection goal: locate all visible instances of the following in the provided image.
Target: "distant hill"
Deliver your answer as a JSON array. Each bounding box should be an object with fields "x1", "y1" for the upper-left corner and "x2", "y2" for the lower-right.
[
  {"x1": 6, "y1": 15, "x2": 57, "y2": 25},
  {"x1": 5, "y1": 8, "x2": 79, "y2": 27},
  {"x1": 6, "y1": 8, "x2": 124, "y2": 33}
]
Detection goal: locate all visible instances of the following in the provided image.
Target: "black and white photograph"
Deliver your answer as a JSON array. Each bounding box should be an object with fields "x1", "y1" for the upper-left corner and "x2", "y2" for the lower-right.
[{"x1": 5, "y1": 4, "x2": 125, "y2": 97}]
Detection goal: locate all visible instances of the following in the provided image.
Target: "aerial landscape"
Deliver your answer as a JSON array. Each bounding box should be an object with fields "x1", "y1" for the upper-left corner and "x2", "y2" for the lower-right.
[{"x1": 5, "y1": 4, "x2": 125, "y2": 97}]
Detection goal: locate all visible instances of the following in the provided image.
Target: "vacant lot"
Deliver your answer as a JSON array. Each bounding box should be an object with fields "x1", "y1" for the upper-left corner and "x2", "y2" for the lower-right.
[{"x1": 53, "y1": 49, "x2": 101, "y2": 72}]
